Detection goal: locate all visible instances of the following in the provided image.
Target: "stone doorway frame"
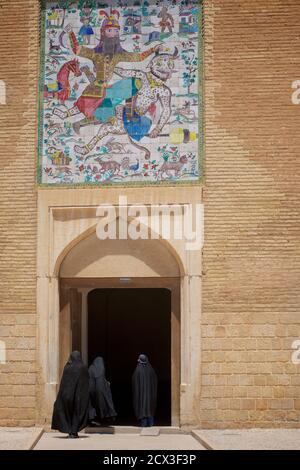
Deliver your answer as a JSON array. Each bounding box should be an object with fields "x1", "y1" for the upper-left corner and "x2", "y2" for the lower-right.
[{"x1": 60, "y1": 277, "x2": 180, "y2": 426}]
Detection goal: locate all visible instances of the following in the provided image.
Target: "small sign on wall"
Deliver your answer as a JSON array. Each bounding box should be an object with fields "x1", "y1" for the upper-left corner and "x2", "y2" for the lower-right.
[
  {"x1": 0, "y1": 340, "x2": 6, "y2": 365},
  {"x1": 0, "y1": 80, "x2": 6, "y2": 105}
]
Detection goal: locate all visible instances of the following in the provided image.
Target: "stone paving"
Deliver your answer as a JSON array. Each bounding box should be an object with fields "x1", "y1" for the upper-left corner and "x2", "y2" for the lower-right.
[
  {"x1": 192, "y1": 429, "x2": 300, "y2": 450},
  {"x1": 0, "y1": 427, "x2": 43, "y2": 450},
  {"x1": 1, "y1": 427, "x2": 300, "y2": 450},
  {"x1": 34, "y1": 431, "x2": 205, "y2": 450}
]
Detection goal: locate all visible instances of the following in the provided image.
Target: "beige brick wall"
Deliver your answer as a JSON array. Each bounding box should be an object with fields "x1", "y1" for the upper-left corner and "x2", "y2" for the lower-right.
[
  {"x1": 0, "y1": 0, "x2": 39, "y2": 425},
  {"x1": 202, "y1": 0, "x2": 300, "y2": 427}
]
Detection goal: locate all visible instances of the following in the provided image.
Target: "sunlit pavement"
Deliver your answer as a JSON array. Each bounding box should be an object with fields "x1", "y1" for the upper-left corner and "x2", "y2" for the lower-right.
[
  {"x1": 34, "y1": 432, "x2": 205, "y2": 450},
  {"x1": 0, "y1": 427, "x2": 43, "y2": 450}
]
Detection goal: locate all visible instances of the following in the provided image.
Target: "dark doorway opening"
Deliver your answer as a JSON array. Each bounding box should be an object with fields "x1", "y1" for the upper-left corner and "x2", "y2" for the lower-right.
[{"x1": 88, "y1": 288, "x2": 171, "y2": 426}]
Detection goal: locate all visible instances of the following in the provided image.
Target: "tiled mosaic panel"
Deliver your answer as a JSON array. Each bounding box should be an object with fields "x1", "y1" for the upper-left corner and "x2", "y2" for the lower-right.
[{"x1": 39, "y1": 0, "x2": 202, "y2": 185}]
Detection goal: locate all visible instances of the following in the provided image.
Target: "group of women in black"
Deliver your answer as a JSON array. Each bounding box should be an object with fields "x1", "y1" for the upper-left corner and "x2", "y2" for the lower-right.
[{"x1": 51, "y1": 351, "x2": 158, "y2": 438}]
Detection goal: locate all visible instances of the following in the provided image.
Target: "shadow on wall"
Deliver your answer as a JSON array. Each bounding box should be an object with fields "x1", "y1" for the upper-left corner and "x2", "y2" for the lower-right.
[{"x1": 59, "y1": 233, "x2": 181, "y2": 278}]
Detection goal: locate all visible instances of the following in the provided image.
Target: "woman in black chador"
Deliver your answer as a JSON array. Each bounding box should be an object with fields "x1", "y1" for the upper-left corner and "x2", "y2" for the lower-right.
[
  {"x1": 51, "y1": 351, "x2": 89, "y2": 438},
  {"x1": 132, "y1": 354, "x2": 158, "y2": 427},
  {"x1": 88, "y1": 356, "x2": 117, "y2": 425}
]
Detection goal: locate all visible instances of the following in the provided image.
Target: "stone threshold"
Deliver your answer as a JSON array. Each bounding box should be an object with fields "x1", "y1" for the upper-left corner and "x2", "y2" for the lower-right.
[{"x1": 85, "y1": 426, "x2": 186, "y2": 435}]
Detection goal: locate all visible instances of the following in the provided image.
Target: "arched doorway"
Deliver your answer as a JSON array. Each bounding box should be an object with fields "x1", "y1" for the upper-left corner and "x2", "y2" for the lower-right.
[
  {"x1": 59, "y1": 233, "x2": 181, "y2": 426},
  {"x1": 88, "y1": 287, "x2": 171, "y2": 425},
  {"x1": 37, "y1": 202, "x2": 202, "y2": 429}
]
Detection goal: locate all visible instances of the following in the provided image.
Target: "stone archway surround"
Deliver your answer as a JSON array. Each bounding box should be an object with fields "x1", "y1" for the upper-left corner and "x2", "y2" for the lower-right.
[{"x1": 36, "y1": 189, "x2": 202, "y2": 429}]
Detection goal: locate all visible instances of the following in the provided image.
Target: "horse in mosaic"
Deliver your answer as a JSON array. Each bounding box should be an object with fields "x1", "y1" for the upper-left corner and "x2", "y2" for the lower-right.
[{"x1": 44, "y1": 59, "x2": 82, "y2": 104}]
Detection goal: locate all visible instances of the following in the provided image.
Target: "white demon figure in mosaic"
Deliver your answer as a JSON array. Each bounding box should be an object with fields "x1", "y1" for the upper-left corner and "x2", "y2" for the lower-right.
[
  {"x1": 74, "y1": 46, "x2": 178, "y2": 159},
  {"x1": 40, "y1": 1, "x2": 200, "y2": 184}
]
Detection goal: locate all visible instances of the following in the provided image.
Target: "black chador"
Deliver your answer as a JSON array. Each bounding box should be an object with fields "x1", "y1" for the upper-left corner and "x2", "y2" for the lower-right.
[
  {"x1": 132, "y1": 354, "x2": 158, "y2": 427},
  {"x1": 51, "y1": 351, "x2": 89, "y2": 438},
  {"x1": 89, "y1": 357, "x2": 117, "y2": 425}
]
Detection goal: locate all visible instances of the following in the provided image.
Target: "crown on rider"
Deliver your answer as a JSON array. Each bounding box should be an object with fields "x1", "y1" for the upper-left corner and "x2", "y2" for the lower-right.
[{"x1": 99, "y1": 10, "x2": 120, "y2": 30}]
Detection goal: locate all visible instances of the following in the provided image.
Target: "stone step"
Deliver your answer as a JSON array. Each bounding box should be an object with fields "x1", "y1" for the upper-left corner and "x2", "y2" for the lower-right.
[{"x1": 85, "y1": 426, "x2": 185, "y2": 435}]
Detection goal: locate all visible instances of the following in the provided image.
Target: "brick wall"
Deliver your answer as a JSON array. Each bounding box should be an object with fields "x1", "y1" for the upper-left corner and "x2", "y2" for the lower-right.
[
  {"x1": 0, "y1": 0, "x2": 299, "y2": 428},
  {"x1": 202, "y1": 0, "x2": 300, "y2": 427},
  {"x1": 0, "y1": 0, "x2": 39, "y2": 425}
]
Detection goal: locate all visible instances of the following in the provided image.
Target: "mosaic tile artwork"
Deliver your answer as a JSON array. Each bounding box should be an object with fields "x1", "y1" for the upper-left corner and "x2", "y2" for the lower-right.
[{"x1": 38, "y1": 0, "x2": 202, "y2": 186}]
